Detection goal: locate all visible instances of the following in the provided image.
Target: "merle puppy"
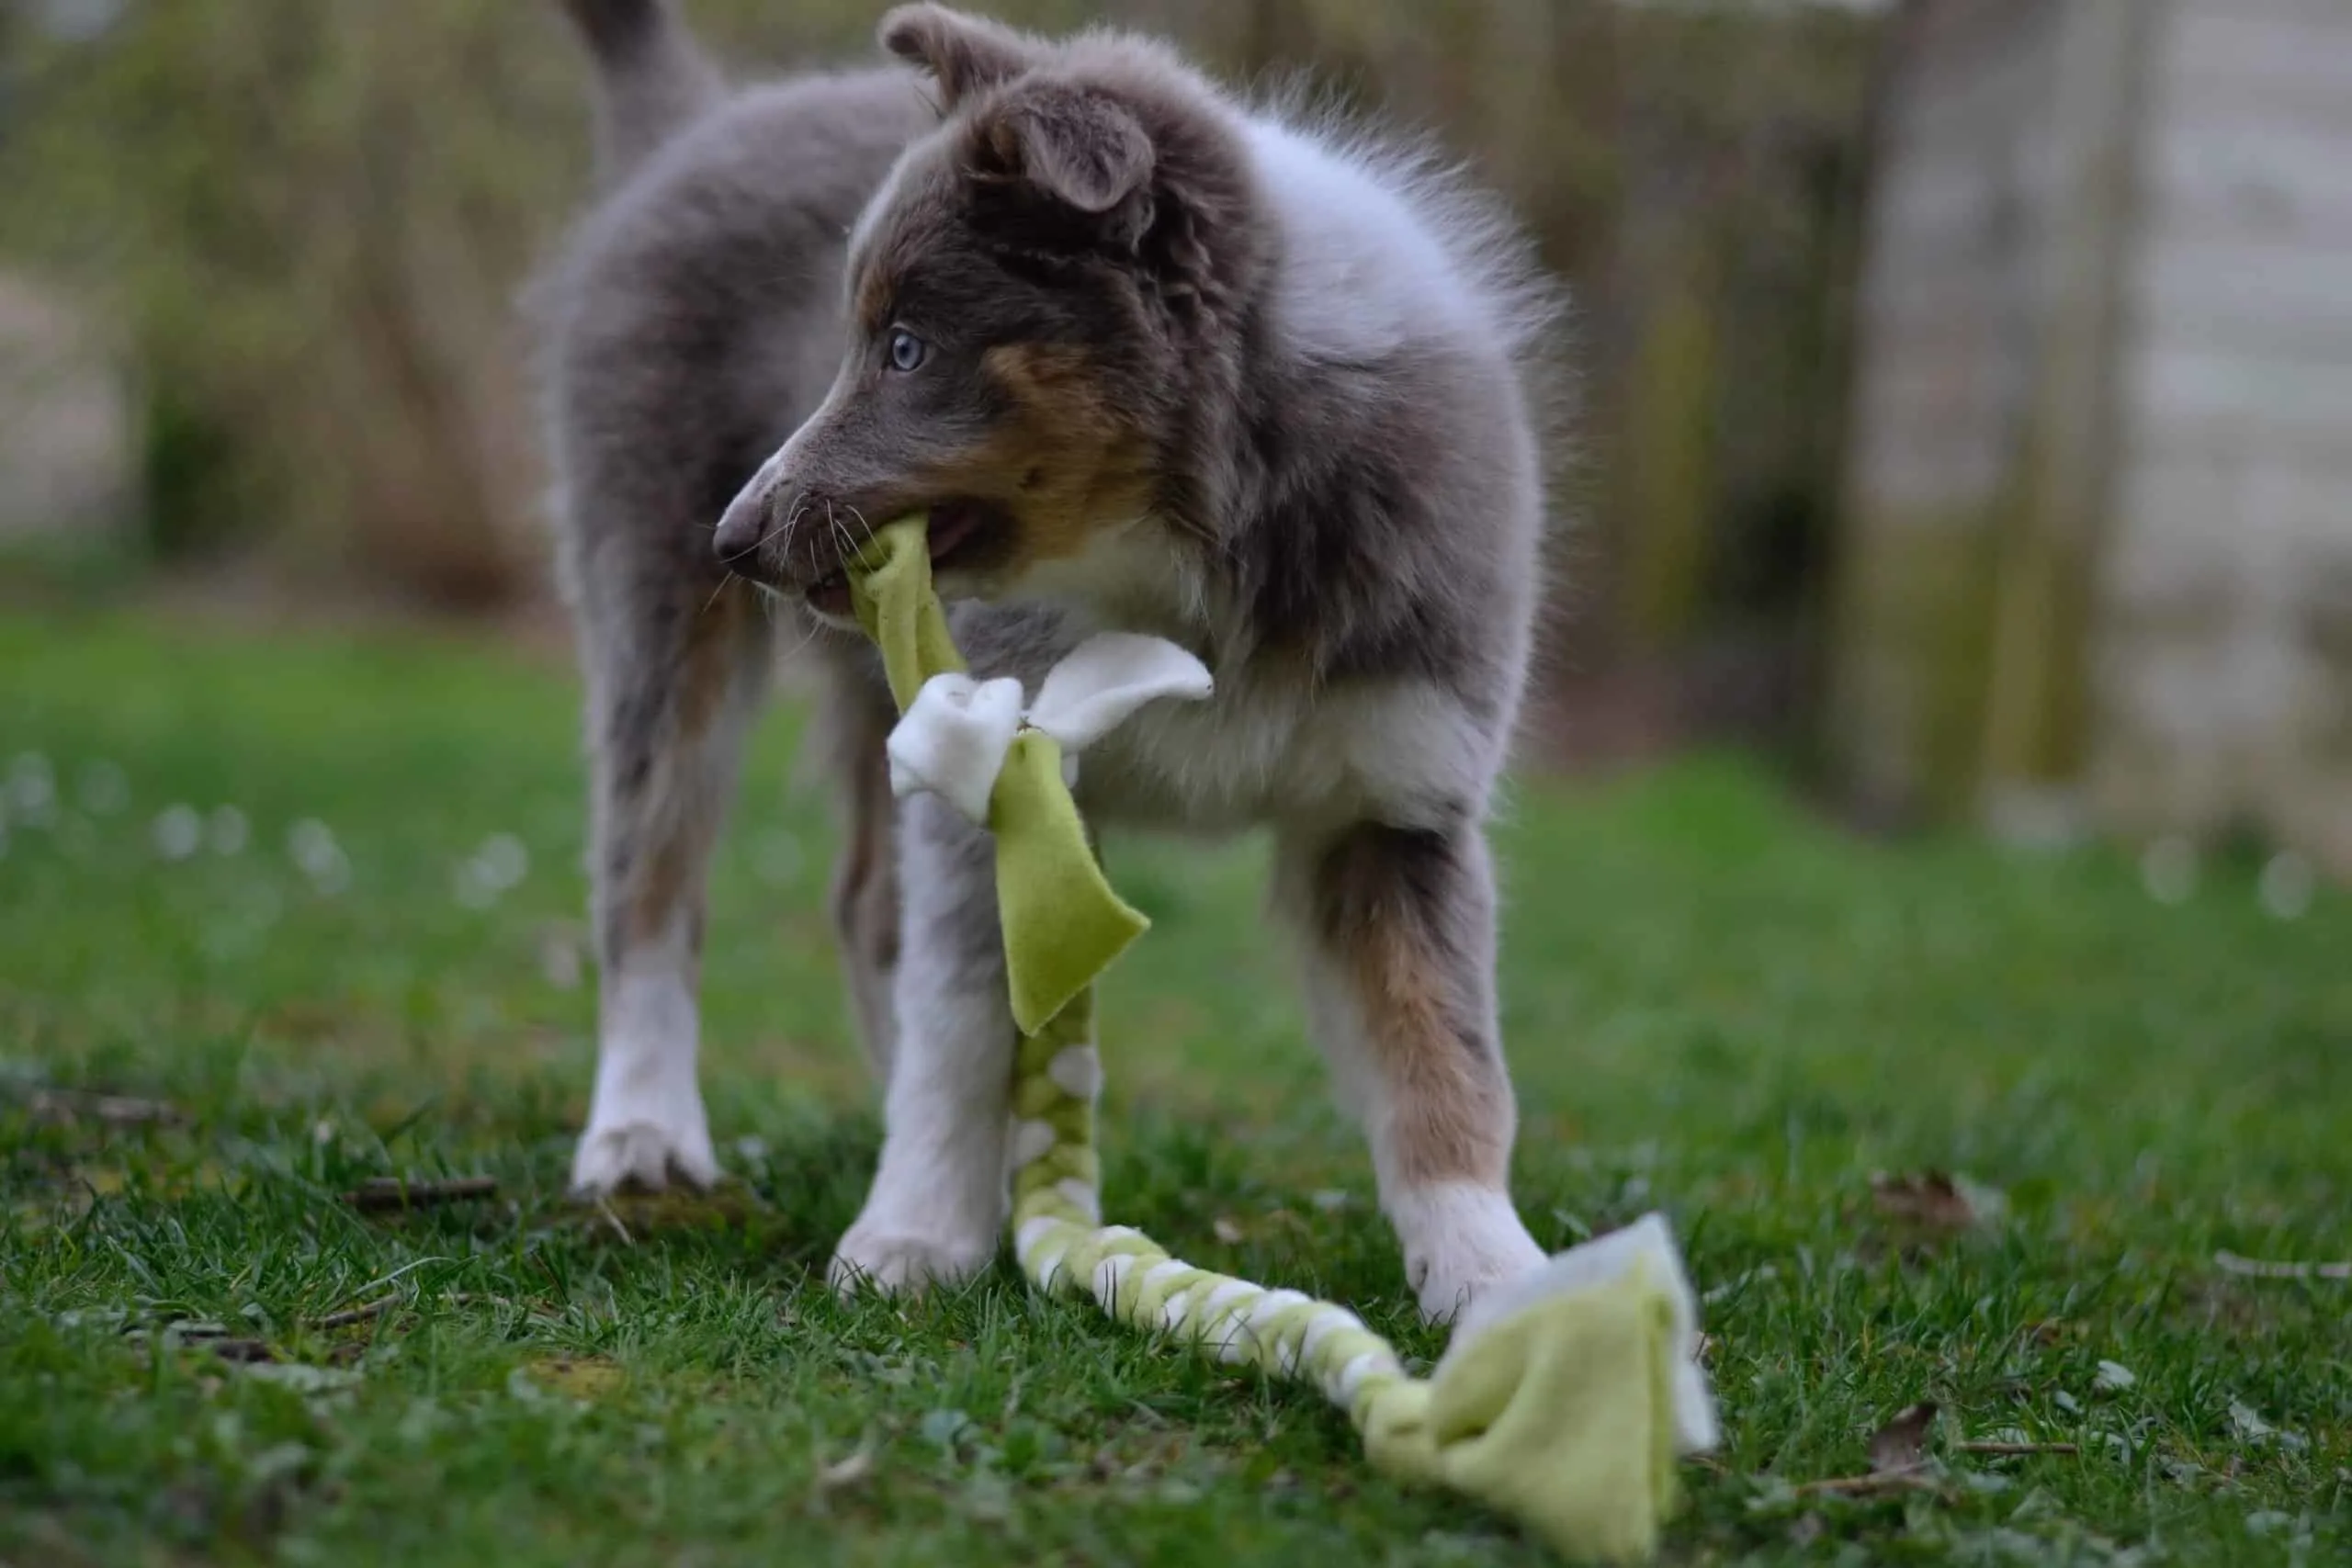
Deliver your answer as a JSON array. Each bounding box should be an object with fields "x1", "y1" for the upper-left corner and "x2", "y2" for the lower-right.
[{"x1": 540, "y1": 0, "x2": 1566, "y2": 1322}]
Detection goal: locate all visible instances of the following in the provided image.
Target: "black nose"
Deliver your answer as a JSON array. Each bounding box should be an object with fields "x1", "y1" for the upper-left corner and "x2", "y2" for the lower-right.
[{"x1": 713, "y1": 488, "x2": 770, "y2": 565}]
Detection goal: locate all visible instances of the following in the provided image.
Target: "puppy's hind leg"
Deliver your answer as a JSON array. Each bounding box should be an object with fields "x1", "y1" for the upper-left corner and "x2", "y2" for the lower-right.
[
  {"x1": 816, "y1": 671, "x2": 902, "y2": 1086},
  {"x1": 570, "y1": 568, "x2": 773, "y2": 1197},
  {"x1": 1276, "y1": 819, "x2": 1546, "y2": 1324}
]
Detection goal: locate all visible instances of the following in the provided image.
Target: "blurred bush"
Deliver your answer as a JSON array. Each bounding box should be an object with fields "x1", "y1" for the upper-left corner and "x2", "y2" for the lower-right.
[
  {"x1": 0, "y1": 0, "x2": 1878, "y2": 699},
  {"x1": 1, "y1": 0, "x2": 595, "y2": 600}
]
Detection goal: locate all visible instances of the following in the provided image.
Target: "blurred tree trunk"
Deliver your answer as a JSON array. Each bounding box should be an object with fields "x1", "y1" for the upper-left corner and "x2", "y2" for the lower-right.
[{"x1": 1618, "y1": 258, "x2": 1721, "y2": 654}]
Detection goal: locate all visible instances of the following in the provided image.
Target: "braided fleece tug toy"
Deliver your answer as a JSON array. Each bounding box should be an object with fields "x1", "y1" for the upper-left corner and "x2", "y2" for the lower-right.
[{"x1": 847, "y1": 518, "x2": 1720, "y2": 1563}]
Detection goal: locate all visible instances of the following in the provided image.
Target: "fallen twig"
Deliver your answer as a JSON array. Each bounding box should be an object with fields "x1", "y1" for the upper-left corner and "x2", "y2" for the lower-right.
[
  {"x1": 444, "y1": 1292, "x2": 517, "y2": 1312},
  {"x1": 24, "y1": 1088, "x2": 187, "y2": 1127},
  {"x1": 341, "y1": 1176, "x2": 498, "y2": 1213},
  {"x1": 134, "y1": 1320, "x2": 230, "y2": 1342},
  {"x1": 1791, "y1": 1467, "x2": 1939, "y2": 1498},
  {"x1": 1954, "y1": 1440, "x2": 2079, "y2": 1457},
  {"x1": 1784, "y1": 1402, "x2": 1953, "y2": 1501},
  {"x1": 208, "y1": 1338, "x2": 277, "y2": 1364},
  {"x1": 311, "y1": 1298, "x2": 397, "y2": 1330},
  {"x1": 2214, "y1": 1250, "x2": 2350, "y2": 1280}
]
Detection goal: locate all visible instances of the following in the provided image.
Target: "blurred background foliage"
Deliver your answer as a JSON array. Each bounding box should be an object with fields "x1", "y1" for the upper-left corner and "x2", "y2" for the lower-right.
[{"x1": 0, "y1": 0, "x2": 1878, "y2": 744}]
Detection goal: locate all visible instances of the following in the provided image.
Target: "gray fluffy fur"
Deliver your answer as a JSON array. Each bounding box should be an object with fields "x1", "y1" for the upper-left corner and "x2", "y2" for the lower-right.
[{"x1": 537, "y1": 0, "x2": 1570, "y2": 1321}]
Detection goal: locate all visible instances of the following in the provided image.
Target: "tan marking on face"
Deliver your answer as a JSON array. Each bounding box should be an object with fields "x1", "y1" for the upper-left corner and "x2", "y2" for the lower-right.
[
  {"x1": 854, "y1": 265, "x2": 896, "y2": 336},
  {"x1": 967, "y1": 342, "x2": 1152, "y2": 564},
  {"x1": 797, "y1": 333, "x2": 1150, "y2": 585}
]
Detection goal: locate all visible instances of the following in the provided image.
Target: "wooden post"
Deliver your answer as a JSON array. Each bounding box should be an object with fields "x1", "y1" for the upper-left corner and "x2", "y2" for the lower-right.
[{"x1": 1975, "y1": 0, "x2": 2155, "y2": 834}]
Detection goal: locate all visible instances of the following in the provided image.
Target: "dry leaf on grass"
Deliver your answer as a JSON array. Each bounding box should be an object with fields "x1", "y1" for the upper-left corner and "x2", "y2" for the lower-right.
[
  {"x1": 1790, "y1": 1401, "x2": 1942, "y2": 1499},
  {"x1": 526, "y1": 1357, "x2": 625, "y2": 1400},
  {"x1": 1870, "y1": 1401, "x2": 1939, "y2": 1474},
  {"x1": 1871, "y1": 1171, "x2": 2004, "y2": 1232}
]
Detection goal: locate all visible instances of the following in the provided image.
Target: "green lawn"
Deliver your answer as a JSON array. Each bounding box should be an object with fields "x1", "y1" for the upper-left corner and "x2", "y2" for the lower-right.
[{"x1": 2, "y1": 608, "x2": 2346, "y2": 1566}]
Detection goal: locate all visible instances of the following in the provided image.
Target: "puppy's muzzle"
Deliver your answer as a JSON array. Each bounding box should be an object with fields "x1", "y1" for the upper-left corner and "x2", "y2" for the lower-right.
[
  {"x1": 714, "y1": 476, "x2": 847, "y2": 587},
  {"x1": 717, "y1": 450, "x2": 1007, "y2": 618}
]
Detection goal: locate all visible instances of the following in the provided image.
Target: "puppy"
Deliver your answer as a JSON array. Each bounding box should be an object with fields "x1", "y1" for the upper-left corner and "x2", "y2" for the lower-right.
[{"x1": 538, "y1": 0, "x2": 1566, "y2": 1322}]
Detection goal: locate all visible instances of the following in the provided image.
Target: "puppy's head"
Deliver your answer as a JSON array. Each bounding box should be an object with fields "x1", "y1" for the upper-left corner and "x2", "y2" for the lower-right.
[{"x1": 716, "y1": 6, "x2": 1258, "y2": 619}]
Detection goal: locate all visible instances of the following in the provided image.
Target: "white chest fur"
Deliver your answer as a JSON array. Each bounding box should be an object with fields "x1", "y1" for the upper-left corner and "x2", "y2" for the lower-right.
[
  {"x1": 998, "y1": 522, "x2": 1494, "y2": 839},
  {"x1": 1078, "y1": 663, "x2": 1488, "y2": 836}
]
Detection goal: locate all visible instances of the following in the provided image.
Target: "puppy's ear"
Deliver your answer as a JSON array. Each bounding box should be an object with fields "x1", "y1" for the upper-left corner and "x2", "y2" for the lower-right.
[
  {"x1": 974, "y1": 84, "x2": 1155, "y2": 219},
  {"x1": 879, "y1": 5, "x2": 1035, "y2": 108}
]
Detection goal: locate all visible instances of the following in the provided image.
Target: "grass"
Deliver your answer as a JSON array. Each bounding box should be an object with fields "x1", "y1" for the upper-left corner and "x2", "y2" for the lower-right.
[{"x1": 1, "y1": 606, "x2": 2346, "y2": 1567}]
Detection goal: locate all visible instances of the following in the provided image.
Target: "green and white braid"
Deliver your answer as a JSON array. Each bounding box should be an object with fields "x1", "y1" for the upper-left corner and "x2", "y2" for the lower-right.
[
  {"x1": 1009, "y1": 991, "x2": 1413, "y2": 1411},
  {"x1": 847, "y1": 518, "x2": 1719, "y2": 1564}
]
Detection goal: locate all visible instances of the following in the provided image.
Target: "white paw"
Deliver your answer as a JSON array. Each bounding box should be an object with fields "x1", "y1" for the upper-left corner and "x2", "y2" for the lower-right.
[
  {"x1": 828, "y1": 1220, "x2": 997, "y2": 1297},
  {"x1": 575, "y1": 946, "x2": 715, "y2": 1196},
  {"x1": 1392, "y1": 1182, "x2": 1547, "y2": 1325},
  {"x1": 570, "y1": 1114, "x2": 719, "y2": 1196}
]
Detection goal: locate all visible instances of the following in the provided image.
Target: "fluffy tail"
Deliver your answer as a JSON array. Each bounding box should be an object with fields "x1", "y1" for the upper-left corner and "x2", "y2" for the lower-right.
[{"x1": 558, "y1": 0, "x2": 723, "y2": 184}]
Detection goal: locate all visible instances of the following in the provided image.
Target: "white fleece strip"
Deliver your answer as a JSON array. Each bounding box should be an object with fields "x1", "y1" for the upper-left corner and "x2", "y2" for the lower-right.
[{"x1": 1444, "y1": 1211, "x2": 1720, "y2": 1452}]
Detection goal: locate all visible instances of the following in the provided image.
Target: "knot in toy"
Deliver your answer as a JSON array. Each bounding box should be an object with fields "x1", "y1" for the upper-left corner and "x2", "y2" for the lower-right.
[{"x1": 849, "y1": 521, "x2": 1211, "y2": 1032}]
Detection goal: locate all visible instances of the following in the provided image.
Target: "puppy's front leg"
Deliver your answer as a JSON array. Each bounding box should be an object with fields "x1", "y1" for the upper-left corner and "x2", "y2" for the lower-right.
[
  {"x1": 571, "y1": 574, "x2": 771, "y2": 1197},
  {"x1": 830, "y1": 792, "x2": 1015, "y2": 1294},
  {"x1": 1279, "y1": 819, "x2": 1545, "y2": 1323}
]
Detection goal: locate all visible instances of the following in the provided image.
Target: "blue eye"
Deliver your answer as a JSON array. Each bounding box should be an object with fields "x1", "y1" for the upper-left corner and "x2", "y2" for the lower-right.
[{"x1": 887, "y1": 328, "x2": 928, "y2": 372}]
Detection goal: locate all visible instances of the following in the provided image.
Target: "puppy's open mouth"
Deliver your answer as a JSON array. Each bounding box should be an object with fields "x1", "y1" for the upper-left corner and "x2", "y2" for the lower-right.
[{"x1": 805, "y1": 500, "x2": 999, "y2": 617}]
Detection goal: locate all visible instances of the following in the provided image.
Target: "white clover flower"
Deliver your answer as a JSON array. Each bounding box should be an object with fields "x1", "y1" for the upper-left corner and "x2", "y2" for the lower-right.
[
  {"x1": 288, "y1": 818, "x2": 351, "y2": 894},
  {"x1": 209, "y1": 806, "x2": 250, "y2": 856},
  {"x1": 153, "y1": 804, "x2": 203, "y2": 861}
]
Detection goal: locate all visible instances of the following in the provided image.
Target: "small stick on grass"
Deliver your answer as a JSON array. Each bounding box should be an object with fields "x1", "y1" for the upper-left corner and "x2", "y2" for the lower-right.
[
  {"x1": 342, "y1": 1176, "x2": 499, "y2": 1213},
  {"x1": 209, "y1": 1338, "x2": 277, "y2": 1365},
  {"x1": 1954, "y1": 1440, "x2": 2079, "y2": 1457},
  {"x1": 311, "y1": 1297, "x2": 398, "y2": 1330},
  {"x1": 1791, "y1": 1468, "x2": 1940, "y2": 1498},
  {"x1": 25, "y1": 1088, "x2": 187, "y2": 1127},
  {"x1": 2214, "y1": 1250, "x2": 2351, "y2": 1280}
]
